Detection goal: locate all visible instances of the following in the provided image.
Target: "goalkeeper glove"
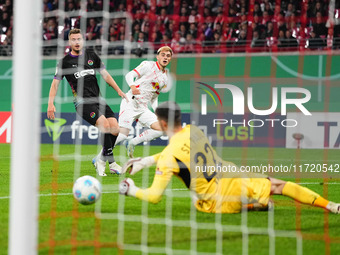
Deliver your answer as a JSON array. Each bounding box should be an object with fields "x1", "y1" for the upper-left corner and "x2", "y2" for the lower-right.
[
  {"x1": 119, "y1": 178, "x2": 139, "y2": 197},
  {"x1": 121, "y1": 156, "x2": 156, "y2": 175}
]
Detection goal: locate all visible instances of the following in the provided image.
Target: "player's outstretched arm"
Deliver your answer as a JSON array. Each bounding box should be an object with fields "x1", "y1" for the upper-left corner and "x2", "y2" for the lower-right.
[
  {"x1": 119, "y1": 173, "x2": 172, "y2": 204},
  {"x1": 119, "y1": 155, "x2": 173, "y2": 204},
  {"x1": 47, "y1": 79, "x2": 60, "y2": 120},
  {"x1": 100, "y1": 69, "x2": 129, "y2": 102},
  {"x1": 121, "y1": 155, "x2": 159, "y2": 175}
]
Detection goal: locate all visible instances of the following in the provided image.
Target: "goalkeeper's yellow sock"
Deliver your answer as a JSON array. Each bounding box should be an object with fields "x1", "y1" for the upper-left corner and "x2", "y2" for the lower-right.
[{"x1": 282, "y1": 182, "x2": 329, "y2": 209}]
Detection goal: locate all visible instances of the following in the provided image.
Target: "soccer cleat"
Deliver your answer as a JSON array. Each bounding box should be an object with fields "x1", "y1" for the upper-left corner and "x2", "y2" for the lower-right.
[
  {"x1": 126, "y1": 139, "x2": 135, "y2": 158},
  {"x1": 327, "y1": 202, "x2": 340, "y2": 214},
  {"x1": 92, "y1": 156, "x2": 107, "y2": 176},
  {"x1": 109, "y1": 162, "x2": 122, "y2": 175}
]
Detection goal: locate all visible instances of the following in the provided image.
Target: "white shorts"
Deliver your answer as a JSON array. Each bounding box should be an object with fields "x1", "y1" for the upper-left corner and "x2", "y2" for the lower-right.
[{"x1": 118, "y1": 98, "x2": 158, "y2": 130}]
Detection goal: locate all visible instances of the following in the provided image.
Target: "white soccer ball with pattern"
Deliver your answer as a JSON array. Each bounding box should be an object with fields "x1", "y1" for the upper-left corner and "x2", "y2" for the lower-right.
[{"x1": 72, "y1": 175, "x2": 102, "y2": 205}]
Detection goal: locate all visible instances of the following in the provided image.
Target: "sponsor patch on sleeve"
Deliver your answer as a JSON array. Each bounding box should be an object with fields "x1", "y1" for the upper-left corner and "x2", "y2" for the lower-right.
[{"x1": 155, "y1": 168, "x2": 163, "y2": 175}]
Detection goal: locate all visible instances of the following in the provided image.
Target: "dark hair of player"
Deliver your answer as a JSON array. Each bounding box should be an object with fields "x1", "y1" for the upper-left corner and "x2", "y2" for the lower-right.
[{"x1": 155, "y1": 101, "x2": 181, "y2": 127}]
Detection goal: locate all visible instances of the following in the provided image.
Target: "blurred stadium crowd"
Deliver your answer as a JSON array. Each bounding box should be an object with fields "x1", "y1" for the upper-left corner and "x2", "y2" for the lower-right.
[{"x1": 1, "y1": 0, "x2": 340, "y2": 56}]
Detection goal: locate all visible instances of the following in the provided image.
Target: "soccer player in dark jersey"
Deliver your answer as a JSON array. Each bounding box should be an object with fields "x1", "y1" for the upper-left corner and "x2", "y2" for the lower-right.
[
  {"x1": 119, "y1": 101, "x2": 340, "y2": 214},
  {"x1": 47, "y1": 28, "x2": 128, "y2": 176}
]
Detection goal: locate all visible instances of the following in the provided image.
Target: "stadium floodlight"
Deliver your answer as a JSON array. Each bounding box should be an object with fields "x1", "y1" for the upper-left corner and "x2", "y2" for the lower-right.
[{"x1": 9, "y1": 1, "x2": 42, "y2": 255}]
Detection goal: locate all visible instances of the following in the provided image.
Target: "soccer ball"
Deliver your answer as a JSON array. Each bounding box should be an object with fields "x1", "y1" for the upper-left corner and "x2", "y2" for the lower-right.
[{"x1": 72, "y1": 175, "x2": 102, "y2": 205}]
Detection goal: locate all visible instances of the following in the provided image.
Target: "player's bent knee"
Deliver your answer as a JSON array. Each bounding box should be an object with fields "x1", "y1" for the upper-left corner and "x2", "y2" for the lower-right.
[
  {"x1": 107, "y1": 117, "x2": 118, "y2": 126},
  {"x1": 106, "y1": 118, "x2": 119, "y2": 135},
  {"x1": 97, "y1": 121, "x2": 111, "y2": 133},
  {"x1": 270, "y1": 183, "x2": 285, "y2": 195},
  {"x1": 110, "y1": 127, "x2": 120, "y2": 135},
  {"x1": 119, "y1": 127, "x2": 130, "y2": 136},
  {"x1": 102, "y1": 123, "x2": 111, "y2": 131}
]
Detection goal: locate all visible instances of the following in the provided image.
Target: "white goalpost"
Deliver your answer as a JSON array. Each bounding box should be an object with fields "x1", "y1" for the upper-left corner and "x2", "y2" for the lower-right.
[
  {"x1": 8, "y1": 0, "x2": 338, "y2": 254},
  {"x1": 9, "y1": 1, "x2": 42, "y2": 255}
]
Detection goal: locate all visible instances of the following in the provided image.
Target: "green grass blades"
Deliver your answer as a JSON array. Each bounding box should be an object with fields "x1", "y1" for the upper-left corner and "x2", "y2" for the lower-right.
[{"x1": 0, "y1": 144, "x2": 340, "y2": 255}]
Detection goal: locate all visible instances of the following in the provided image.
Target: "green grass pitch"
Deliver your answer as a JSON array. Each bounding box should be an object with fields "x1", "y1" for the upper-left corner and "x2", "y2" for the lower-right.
[{"x1": 0, "y1": 144, "x2": 340, "y2": 255}]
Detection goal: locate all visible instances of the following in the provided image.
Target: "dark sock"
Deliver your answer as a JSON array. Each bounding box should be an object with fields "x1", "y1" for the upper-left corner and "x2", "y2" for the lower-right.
[
  {"x1": 101, "y1": 133, "x2": 115, "y2": 163},
  {"x1": 110, "y1": 134, "x2": 118, "y2": 148},
  {"x1": 107, "y1": 134, "x2": 118, "y2": 163}
]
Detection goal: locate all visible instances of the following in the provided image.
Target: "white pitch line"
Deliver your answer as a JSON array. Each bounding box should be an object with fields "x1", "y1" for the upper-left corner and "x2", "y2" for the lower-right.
[
  {"x1": 1, "y1": 183, "x2": 340, "y2": 200},
  {"x1": 297, "y1": 182, "x2": 340, "y2": 185},
  {"x1": 226, "y1": 158, "x2": 340, "y2": 163},
  {"x1": 0, "y1": 156, "x2": 339, "y2": 163},
  {"x1": 271, "y1": 55, "x2": 340, "y2": 81},
  {"x1": 0, "y1": 188, "x2": 188, "y2": 200}
]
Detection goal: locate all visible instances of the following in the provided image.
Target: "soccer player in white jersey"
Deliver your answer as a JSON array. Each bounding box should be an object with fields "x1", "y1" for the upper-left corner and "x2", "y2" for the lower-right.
[{"x1": 116, "y1": 46, "x2": 173, "y2": 157}]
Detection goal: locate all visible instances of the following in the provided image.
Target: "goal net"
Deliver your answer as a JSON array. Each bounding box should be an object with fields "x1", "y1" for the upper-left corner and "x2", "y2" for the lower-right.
[{"x1": 7, "y1": 0, "x2": 340, "y2": 255}]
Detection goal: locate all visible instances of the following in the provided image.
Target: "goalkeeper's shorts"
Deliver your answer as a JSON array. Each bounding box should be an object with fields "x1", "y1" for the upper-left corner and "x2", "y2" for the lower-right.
[{"x1": 194, "y1": 177, "x2": 271, "y2": 214}]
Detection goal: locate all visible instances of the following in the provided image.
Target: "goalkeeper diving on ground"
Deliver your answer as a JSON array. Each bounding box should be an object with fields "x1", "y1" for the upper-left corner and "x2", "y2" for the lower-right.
[{"x1": 118, "y1": 101, "x2": 340, "y2": 214}]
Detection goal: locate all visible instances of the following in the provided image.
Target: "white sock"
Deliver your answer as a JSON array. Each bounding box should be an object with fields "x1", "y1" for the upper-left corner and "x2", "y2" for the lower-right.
[
  {"x1": 130, "y1": 129, "x2": 163, "y2": 145},
  {"x1": 114, "y1": 133, "x2": 128, "y2": 146}
]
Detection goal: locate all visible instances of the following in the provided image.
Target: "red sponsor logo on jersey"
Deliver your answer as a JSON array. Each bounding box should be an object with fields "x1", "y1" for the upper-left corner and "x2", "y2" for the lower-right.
[
  {"x1": 0, "y1": 112, "x2": 12, "y2": 143},
  {"x1": 152, "y1": 82, "x2": 160, "y2": 90}
]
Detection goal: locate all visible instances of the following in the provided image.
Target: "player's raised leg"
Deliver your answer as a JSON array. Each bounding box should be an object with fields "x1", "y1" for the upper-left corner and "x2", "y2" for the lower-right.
[
  {"x1": 127, "y1": 129, "x2": 163, "y2": 158},
  {"x1": 115, "y1": 133, "x2": 128, "y2": 145},
  {"x1": 269, "y1": 177, "x2": 340, "y2": 214},
  {"x1": 126, "y1": 113, "x2": 163, "y2": 158},
  {"x1": 113, "y1": 97, "x2": 136, "y2": 147}
]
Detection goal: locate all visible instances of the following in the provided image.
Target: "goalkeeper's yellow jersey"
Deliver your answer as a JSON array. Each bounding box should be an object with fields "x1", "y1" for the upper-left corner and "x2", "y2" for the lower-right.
[{"x1": 135, "y1": 125, "x2": 271, "y2": 213}]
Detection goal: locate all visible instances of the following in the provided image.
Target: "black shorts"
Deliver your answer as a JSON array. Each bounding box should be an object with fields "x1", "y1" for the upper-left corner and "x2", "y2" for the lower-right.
[{"x1": 76, "y1": 101, "x2": 115, "y2": 126}]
